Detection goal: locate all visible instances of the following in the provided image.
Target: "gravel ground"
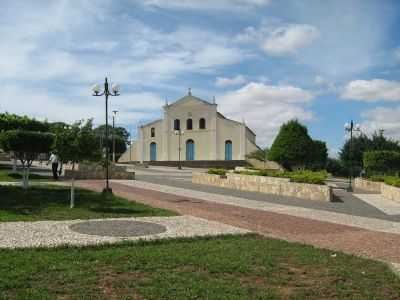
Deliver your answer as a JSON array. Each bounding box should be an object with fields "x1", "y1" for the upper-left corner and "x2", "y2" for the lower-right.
[{"x1": 0, "y1": 216, "x2": 249, "y2": 249}]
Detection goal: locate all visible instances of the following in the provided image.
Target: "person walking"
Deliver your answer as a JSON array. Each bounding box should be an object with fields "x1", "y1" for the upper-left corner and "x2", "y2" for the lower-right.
[{"x1": 47, "y1": 152, "x2": 59, "y2": 180}]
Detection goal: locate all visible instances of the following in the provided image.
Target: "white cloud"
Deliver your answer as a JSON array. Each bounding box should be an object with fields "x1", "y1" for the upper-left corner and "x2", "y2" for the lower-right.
[
  {"x1": 361, "y1": 106, "x2": 400, "y2": 140},
  {"x1": 218, "y1": 82, "x2": 314, "y2": 146},
  {"x1": 341, "y1": 79, "x2": 400, "y2": 102},
  {"x1": 139, "y1": 0, "x2": 270, "y2": 11},
  {"x1": 215, "y1": 75, "x2": 247, "y2": 87},
  {"x1": 262, "y1": 24, "x2": 319, "y2": 56},
  {"x1": 236, "y1": 22, "x2": 319, "y2": 56}
]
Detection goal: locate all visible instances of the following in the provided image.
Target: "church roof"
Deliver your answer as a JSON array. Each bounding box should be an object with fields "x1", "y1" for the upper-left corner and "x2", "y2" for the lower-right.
[{"x1": 167, "y1": 91, "x2": 215, "y2": 108}]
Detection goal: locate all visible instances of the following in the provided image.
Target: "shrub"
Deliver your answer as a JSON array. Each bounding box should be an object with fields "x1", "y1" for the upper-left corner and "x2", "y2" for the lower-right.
[
  {"x1": 363, "y1": 151, "x2": 400, "y2": 175},
  {"x1": 207, "y1": 168, "x2": 226, "y2": 176},
  {"x1": 234, "y1": 169, "x2": 327, "y2": 185},
  {"x1": 367, "y1": 175, "x2": 386, "y2": 182},
  {"x1": 384, "y1": 176, "x2": 400, "y2": 188},
  {"x1": 288, "y1": 170, "x2": 327, "y2": 185}
]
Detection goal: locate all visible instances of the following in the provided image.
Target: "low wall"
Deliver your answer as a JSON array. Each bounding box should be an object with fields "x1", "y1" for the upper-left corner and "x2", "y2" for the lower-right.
[
  {"x1": 147, "y1": 160, "x2": 248, "y2": 168},
  {"x1": 354, "y1": 178, "x2": 382, "y2": 192},
  {"x1": 381, "y1": 184, "x2": 400, "y2": 203},
  {"x1": 64, "y1": 163, "x2": 134, "y2": 180},
  {"x1": 192, "y1": 172, "x2": 331, "y2": 201}
]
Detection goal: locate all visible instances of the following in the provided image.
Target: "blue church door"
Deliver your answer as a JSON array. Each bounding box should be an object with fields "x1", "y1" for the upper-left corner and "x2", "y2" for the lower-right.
[
  {"x1": 186, "y1": 140, "x2": 195, "y2": 161},
  {"x1": 150, "y1": 142, "x2": 157, "y2": 161},
  {"x1": 225, "y1": 140, "x2": 232, "y2": 160}
]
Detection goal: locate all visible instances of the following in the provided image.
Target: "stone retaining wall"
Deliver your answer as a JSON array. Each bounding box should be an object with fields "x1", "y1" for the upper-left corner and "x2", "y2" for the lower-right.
[
  {"x1": 381, "y1": 184, "x2": 400, "y2": 203},
  {"x1": 64, "y1": 163, "x2": 134, "y2": 180},
  {"x1": 192, "y1": 172, "x2": 332, "y2": 201},
  {"x1": 354, "y1": 178, "x2": 382, "y2": 192}
]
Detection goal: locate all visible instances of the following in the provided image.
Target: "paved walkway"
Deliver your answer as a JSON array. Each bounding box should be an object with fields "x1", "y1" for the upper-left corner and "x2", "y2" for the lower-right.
[
  {"x1": 0, "y1": 216, "x2": 247, "y2": 249},
  {"x1": 135, "y1": 172, "x2": 400, "y2": 222},
  {"x1": 74, "y1": 180, "x2": 400, "y2": 265}
]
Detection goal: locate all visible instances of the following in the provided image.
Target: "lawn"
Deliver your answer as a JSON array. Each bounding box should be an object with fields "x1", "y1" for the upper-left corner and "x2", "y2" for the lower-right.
[
  {"x1": 0, "y1": 168, "x2": 52, "y2": 182},
  {"x1": 0, "y1": 235, "x2": 399, "y2": 299},
  {"x1": 0, "y1": 185, "x2": 176, "y2": 221}
]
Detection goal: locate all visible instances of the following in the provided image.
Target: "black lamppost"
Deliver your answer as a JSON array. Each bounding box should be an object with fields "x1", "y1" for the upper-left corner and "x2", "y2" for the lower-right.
[
  {"x1": 344, "y1": 120, "x2": 360, "y2": 192},
  {"x1": 112, "y1": 110, "x2": 118, "y2": 163},
  {"x1": 174, "y1": 129, "x2": 184, "y2": 170},
  {"x1": 92, "y1": 78, "x2": 120, "y2": 193}
]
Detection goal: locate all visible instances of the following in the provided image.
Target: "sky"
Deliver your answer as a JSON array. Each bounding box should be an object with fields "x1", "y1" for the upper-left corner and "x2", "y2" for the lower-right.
[{"x1": 1, "y1": 0, "x2": 400, "y2": 157}]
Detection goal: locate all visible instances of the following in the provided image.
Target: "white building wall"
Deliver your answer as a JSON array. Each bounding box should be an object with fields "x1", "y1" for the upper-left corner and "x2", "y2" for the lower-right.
[{"x1": 118, "y1": 94, "x2": 258, "y2": 162}]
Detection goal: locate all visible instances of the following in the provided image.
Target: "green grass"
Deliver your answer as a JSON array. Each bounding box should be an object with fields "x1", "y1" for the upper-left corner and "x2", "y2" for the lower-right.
[
  {"x1": 0, "y1": 169, "x2": 52, "y2": 182},
  {"x1": 0, "y1": 235, "x2": 399, "y2": 299},
  {"x1": 0, "y1": 185, "x2": 176, "y2": 222}
]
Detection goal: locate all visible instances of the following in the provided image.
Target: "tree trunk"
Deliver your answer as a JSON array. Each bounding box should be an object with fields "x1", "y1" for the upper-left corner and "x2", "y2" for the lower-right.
[{"x1": 70, "y1": 163, "x2": 75, "y2": 208}]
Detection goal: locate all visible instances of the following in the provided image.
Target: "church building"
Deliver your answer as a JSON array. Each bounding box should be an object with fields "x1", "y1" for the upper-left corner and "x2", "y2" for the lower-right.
[{"x1": 119, "y1": 90, "x2": 260, "y2": 167}]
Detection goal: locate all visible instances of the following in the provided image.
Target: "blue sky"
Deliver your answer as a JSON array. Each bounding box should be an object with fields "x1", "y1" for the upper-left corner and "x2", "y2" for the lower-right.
[{"x1": 1, "y1": 0, "x2": 400, "y2": 156}]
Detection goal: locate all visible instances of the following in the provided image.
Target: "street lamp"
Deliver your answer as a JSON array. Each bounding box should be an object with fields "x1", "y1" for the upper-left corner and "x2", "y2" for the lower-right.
[
  {"x1": 112, "y1": 110, "x2": 118, "y2": 163},
  {"x1": 344, "y1": 120, "x2": 360, "y2": 192},
  {"x1": 92, "y1": 77, "x2": 120, "y2": 194},
  {"x1": 174, "y1": 129, "x2": 184, "y2": 170}
]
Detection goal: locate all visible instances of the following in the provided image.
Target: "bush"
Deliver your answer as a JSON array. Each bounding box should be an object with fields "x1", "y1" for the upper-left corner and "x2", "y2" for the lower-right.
[
  {"x1": 367, "y1": 175, "x2": 386, "y2": 182},
  {"x1": 288, "y1": 170, "x2": 327, "y2": 185},
  {"x1": 363, "y1": 151, "x2": 400, "y2": 175},
  {"x1": 384, "y1": 176, "x2": 400, "y2": 188},
  {"x1": 207, "y1": 168, "x2": 226, "y2": 176},
  {"x1": 235, "y1": 169, "x2": 327, "y2": 185}
]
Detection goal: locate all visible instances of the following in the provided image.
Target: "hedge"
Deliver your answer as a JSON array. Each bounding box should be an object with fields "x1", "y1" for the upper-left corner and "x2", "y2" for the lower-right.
[
  {"x1": 384, "y1": 176, "x2": 400, "y2": 188},
  {"x1": 363, "y1": 150, "x2": 400, "y2": 175},
  {"x1": 234, "y1": 169, "x2": 328, "y2": 185},
  {"x1": 207, "y1": 168, "x2": 226, "y2": 176}
]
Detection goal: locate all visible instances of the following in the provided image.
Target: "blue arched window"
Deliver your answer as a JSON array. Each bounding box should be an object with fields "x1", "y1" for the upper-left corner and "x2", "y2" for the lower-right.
[
  {"x1": 150, "y1": 142, "x2": 157, "y2": 161},
  {"x1": 186, "y1": 139, "x2": 195, "y2": 161},
  {"x1": 225, "y1": 140, "x2": 232, "y2": 160}
]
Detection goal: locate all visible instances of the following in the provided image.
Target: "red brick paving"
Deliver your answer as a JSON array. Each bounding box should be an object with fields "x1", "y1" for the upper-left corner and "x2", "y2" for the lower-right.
[{"x1": 76, "y1": 180, "x2": 400, "y2": 264}]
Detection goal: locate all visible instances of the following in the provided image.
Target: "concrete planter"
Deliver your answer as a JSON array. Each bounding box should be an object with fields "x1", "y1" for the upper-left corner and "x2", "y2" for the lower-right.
[
  {"x1": 381, "y1": 184, "x2": 400, "y2": 203},
  {"x1": 354, "y1": 178, "x2": 382, "y2": 193},
  {"x1": 193, "y1": 172, "x2": 332, "y2": 201}
]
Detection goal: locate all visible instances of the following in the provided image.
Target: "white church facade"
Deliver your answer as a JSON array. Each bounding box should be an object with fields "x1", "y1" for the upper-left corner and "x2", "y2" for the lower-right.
[{"x1": 119, "y1": 91, "x2": 260, "y2": 167}]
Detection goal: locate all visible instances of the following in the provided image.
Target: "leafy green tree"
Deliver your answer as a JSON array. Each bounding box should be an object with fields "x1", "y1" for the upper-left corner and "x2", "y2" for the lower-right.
[
  {"x1": 0, "y1": 113, "x2": 49, "y2": 132},
  {"x1": 0, "y1": 130, "x2": 54, "y2": 188},
  {"x1": 246, "y1": 147, "x2": 269, "y2": 162},
  {"x1": 54, "y1": 120, "x2": 101, "y2": 208},
  {"x1": 307, "y1": 140, "x2": 328, "y2": 170},
  {"x1": 268, "y1": 120, "x2": 314, "y2": 170},
  {"x1": 339, "y1": 131, "x2": 400, "y2": 172},
  {"x1": 326, "y1": 158, "x2": 348, "y2": 177},
  {"x1": 363, "y1": 151, "x2": 400, "y2": 175},
  {"x1": 94, "y1": 125, "x2": 130, "y2": 143}
]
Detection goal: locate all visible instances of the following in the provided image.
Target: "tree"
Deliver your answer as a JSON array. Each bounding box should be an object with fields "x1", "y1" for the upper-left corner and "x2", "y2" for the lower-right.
[
  {"x1": 363, "y1": 151, "x2": 400, "y2": 175},
  {"x1": 246, "y1": 147, "x2": 269, "y2": 162},
  {"x1": 94, "y1": 125, "x2": 130, "y2": 143},
  {"x1": 54, "y1": 120, "x2": 101, "y2": 208},
  {"x1": 0, "y1": 113, "x2": 49, "y2": 132},
  {"x1": 268, "y1": 120, "x2": 313, "y2": 170},
  {"x1": 0, "y1": 130, "x2": 54, "y2": 188},
  {"x1": 307, "y1": 140, "x2": 328, "y2": 170},
  {"x1": 339, "y1": 131, "x2": 400, "y2": 172}
]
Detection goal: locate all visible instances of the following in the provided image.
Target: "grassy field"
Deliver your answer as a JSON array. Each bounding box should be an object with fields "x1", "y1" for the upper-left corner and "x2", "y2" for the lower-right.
[
  {"x1": 0, "y1": 185, "x2": 176, "y2": 221},
  {"x1": 0, "y1": 234, "x2": 399, "y2": 299},
  {"x1": 0, "y1": 168, "x2": 52, "y2": 182}
]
